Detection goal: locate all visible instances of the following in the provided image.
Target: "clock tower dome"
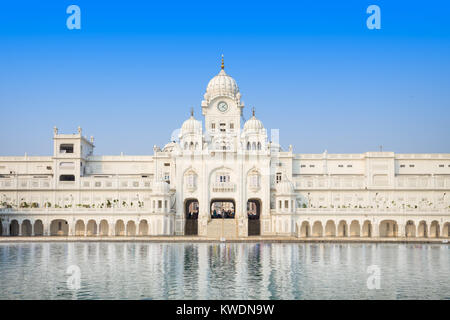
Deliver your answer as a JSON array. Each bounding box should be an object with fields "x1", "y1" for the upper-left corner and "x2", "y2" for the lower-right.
[{"x1": 201, "y1": 56, "x2": 245, "y2": 136}]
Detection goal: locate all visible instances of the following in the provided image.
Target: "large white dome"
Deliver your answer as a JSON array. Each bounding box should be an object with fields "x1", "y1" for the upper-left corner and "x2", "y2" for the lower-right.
[
  {"x1": 205, "y1": 69, "x2": 240, "y2": 101},
  {"x1": 153, "y1": 180, "x2": 170, "y2": 194},
  {"x1": 244, "y1": 114, "x2": 264, "y2": 132},
  {"x1": 276, "y1": 179, "x2": 295, "y2": 195},
  {"x1": 181, "y1": 114, "x2": 202, "y2": 135}
]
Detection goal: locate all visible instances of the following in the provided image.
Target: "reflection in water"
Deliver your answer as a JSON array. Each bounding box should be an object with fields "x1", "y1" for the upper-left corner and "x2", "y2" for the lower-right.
[{"x1": 0, "y1": 242, "x2": 449, "y2": 300}]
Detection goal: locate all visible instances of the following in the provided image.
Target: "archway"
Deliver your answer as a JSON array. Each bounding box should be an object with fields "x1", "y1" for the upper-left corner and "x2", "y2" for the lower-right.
[
  {"x1": 115, "y1": 220, "x2": 125, "y2": 236},
  {"x1": 379, "y1": 220, "x2": 398, "y2": 237},
  {"x1": 350, "y1": 220, "x2": 360, "y2": 237},
  {"x1": 362, "y1": 220, "x2": 372, "y2": 237},
  {"x1": 325, "y1": 220, "x2": 336, "y2": 237},
  {"x1": 185, "y1": 199, "x2": 199, "y2": 236},
  {"x1": 126, "y1": 221, "x2": 136, "y2": 236},
  {"x1": 86, "y1": 220, "x2": 97, "y2": 236},
  {"x1": 139, "y1": 220, "x2": 149, "y2": 236},
  {"x1": 247, "y1": 199, "x2": 261, "y2": 236},
  {"x1": 443, "y1": 223, "x2": 450, "y2": 237},
  {"x1": 338, "y1": 221, "x2": 348, "y2": 237},
  {"x1": 312, "y1": 221, "x2": 323, "y2": 237},
  {"x1": 75, "y1": 220, "x2": 85, "y2": 236},
  {"x1": 34, "y1": 220, "x2": 43, "y2": 236},
  {"x1": 300, "y1": 221, "x2": 310, "y2": 237},
  {"x1": 50, "y1": 219, "x2": 69, "y2": 236},
  {"x1": 21, "y1": 220, "x2": 32, "y2": 236},
  {"x1": 10, "y1": 220, "x2": 19, "y2": 236},
  {"x1": 210, "y1": 199, "x2": 235, "y2": 219},
  {"x1": 429, "y1": 221, "x2": 440, "y2": 238},
  {"x1": 99, "y1": 220, "x2": 109, "y2": 236},
  {"x1": 418, "y1": 221, "x2": 427, "y2": 238},
  {"x1": 405, "y1": 221, "x2": 416, "y2": 237}
]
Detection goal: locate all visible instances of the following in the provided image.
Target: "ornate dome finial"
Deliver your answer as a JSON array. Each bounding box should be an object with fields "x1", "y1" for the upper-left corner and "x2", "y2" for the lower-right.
[
  {"x1": 221, "y1": 54, "x2": 224, "y2": 70},
  {"x1": 252, "y1": 107, "x2": 255, "y2": 117},
  {"x1": 190, "y1": 107, "x2": 194, "y2": 117}
]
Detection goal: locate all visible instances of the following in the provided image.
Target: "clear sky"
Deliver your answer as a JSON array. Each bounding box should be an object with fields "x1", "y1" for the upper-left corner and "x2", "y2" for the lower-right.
[{"x1": 0, "y1": 0, "x2": 449, "y2": 156}]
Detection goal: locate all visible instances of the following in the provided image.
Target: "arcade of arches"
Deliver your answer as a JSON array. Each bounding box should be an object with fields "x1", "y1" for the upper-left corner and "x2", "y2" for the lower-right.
[
  {"x1": 1, "y1": 218, "x2": 449, "y2": 238},
  {"x1": 295, "y1": 219, "x2": 449, "y2": 238},
  {"x1": 2, "y1": 218, "x2": 172, "y2": 236}
]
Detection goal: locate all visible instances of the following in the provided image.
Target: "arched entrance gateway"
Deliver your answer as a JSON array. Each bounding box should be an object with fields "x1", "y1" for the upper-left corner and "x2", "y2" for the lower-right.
[
  {"x1": 208, "y1": 199, "x2": 237, "y2": 238},
  {"x1": 185, "y1": 199, "x2": 199, "y2": 236},
  {"x1": 247, "y1": 199, "x2": 261, "y2": 236},
  {"x1": 210, "y1": 199, "x2": 235, "y2": 219}
]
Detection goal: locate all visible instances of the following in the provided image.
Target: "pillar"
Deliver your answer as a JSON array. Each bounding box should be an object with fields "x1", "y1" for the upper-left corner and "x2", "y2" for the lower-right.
[
  {"x1": 109, "y1": 222, "x2": 115, "y2": 236},
  {"x1": 398, "y1": 224, "x2": 405, "y2": 237},
  {"x1": 5, "y1": 222, "x2": 10, "y2": 236},
  {"x1": 373, "y1": 223, "x2": 380, "y2": 237},
  {"x1": 68, "y1": 222, "x2": 74, "y2": 236},
  {"x1": 44, "y1": 222, "x2": 50, "y2": 236}
]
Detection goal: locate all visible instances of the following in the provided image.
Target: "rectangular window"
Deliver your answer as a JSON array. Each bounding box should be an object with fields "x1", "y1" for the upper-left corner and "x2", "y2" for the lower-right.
[
  {"x1": 230, "y1": 123, "x2": 234, "y2": 129},
  {"x1": 285, "y1": 200, "x2": 289, "y2": 209},
  {"x1": 158, "y1": 200, "x2": 162, "y2": 209},
  {"x1": 59, "y1": 144, "x2": 74, "y2": 154},
  {"x1": 338, "y1": 164, "x2": 344, "y2": 168},
  {"x1": 59, "y1": 174, "x2": 75, "y2": 181},
  {"x1": 409, "y1": 164, "x2": 415, "y2": 168},
  {"x1": 400, "y1": 164, "x2": 405, "y2": 168},
  {"x1": 211, "y1": 123, "x2": 215, "y2": 129},
  {"x1": 439, "y1": 164, "x2": 444, "y2": 168},
  {"x1": 300, "y1": 165, "x2": 306, "y2": 168},
  {"x1": 347, "y1": 165, "x2": 353, "y2": 168},
  {"x1": 276, "y1": 172, "x2": 282, "y2": 183}
]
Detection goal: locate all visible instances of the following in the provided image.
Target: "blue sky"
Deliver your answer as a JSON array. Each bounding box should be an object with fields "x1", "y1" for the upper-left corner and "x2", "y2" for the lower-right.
[{"x1": 0, "y1": 0, "x2": 449, "y2": 155}]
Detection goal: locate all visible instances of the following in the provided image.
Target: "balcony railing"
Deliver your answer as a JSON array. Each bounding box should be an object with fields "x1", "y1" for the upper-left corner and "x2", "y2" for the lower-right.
[{"x1": 211, "y1": 182, "x2": 235, "y2": 192}]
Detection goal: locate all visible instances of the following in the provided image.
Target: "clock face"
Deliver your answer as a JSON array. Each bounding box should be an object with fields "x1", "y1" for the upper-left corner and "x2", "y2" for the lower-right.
[{"x1": 217, "y1": 101, "x2": 228, "y2": 112}]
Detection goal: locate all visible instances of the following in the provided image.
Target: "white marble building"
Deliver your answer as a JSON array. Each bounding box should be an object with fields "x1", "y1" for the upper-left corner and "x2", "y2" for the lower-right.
[{"x1": 1, "y1": 60, "x2": 449, "y2": 239}]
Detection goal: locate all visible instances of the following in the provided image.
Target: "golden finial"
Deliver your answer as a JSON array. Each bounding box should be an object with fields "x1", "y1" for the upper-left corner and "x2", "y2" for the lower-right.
[{"x1": 221, "y1": 54, "x2": 224, "y2": 70}]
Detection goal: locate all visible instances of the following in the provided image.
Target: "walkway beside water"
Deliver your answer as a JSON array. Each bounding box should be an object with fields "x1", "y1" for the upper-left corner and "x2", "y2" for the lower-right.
[{"x1": 0, "y1": 236, "x2": 448, "y2": 244}]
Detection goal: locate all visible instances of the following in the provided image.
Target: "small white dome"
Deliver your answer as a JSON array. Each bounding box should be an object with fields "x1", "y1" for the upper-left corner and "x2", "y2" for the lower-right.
[
  {"x1": 181, "y1": 115, "x2": 202, "y2": 135},
  {"x1": 162, "y1": 141, "x2": 176, "y2": 153},
  {"x1": 153, "y1": 180, "x2": 170, "y2": 194},
  {"x1": 276, "y1": 179, "x2": 295, "y2": 195},
  {"x1": 205, "y1": 69, "x2": 240, "y2": 101},
  {"x1": 244, "y1": 115, "x2": 264, "y2": 132}
]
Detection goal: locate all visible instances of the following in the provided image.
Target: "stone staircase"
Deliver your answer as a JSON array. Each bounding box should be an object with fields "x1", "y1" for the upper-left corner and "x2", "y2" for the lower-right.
[{"x1": 207, "y1": 219, "x2": 237, "y2": 239}]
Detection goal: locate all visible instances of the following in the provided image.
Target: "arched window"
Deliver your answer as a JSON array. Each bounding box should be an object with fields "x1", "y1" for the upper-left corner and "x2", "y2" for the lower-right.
[
  {"x1": 257, "y1": 142, "x2": 261, "y2": 150},
  {"x1": 189, "y1": 142, "x2": 194, "y2": 150},
  {"x1": 247, "y1": 142, "x2": 251, "y2": 150}
]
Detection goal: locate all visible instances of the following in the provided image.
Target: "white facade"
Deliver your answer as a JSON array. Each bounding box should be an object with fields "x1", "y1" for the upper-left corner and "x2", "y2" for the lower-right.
[{"x1": 1, "y1": 62, "x2": 449, "y2": 239}]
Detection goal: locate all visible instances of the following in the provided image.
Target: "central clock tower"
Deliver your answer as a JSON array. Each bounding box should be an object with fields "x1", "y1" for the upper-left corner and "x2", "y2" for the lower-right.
[{"x1": 201, "y1": 56, "x2": 244, "y2": 136}]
